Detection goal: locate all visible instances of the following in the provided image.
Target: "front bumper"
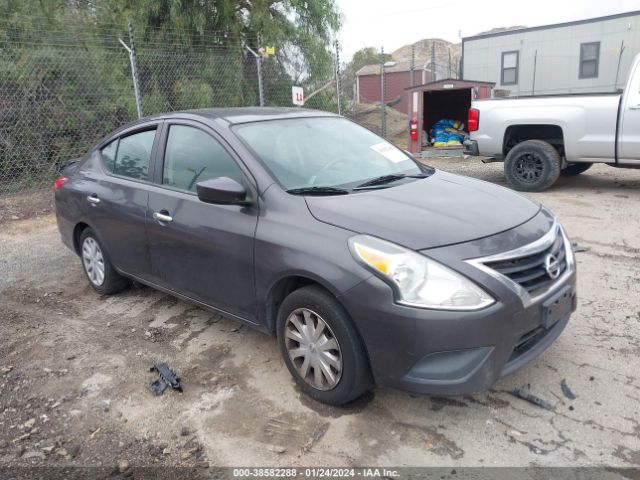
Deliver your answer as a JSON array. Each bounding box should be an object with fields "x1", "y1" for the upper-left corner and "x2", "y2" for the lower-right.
[{"x1": 338, "y1": 214, "x2": 577, "y2": 395}]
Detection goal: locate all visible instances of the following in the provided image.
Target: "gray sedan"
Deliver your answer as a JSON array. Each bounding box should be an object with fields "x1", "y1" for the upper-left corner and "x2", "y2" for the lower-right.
[{"x1": 54, "y1": 108, "x2": 576, "y2": 405}]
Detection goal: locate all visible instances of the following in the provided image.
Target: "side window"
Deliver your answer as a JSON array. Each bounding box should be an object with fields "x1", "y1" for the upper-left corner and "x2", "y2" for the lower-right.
[
  {"x1": 501, "y1": 51, "x2": 519, "y2": 86},
  {"x1": 114, "y1": 129, "x2": 156, "y2": 181},
  {"x1": 162, "y1": 125, "x2": 242, "y2": 192},
  {"x1": 579, "y1": 42, "x2": 600, "y2": 79},
  {"x1": 100, "y1": 139, "x2": 118, "y2": 173}
]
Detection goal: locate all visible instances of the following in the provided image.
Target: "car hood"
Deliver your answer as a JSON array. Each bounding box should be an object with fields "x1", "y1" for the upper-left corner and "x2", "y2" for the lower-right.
[{"x1": 305, "y1": 170, "x2": 540, "y2": 250}]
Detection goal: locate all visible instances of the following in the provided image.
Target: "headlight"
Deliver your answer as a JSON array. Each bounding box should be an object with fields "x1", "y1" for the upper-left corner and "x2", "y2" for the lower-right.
[{"x1": 349, "y1": 235, "x2": 495, "y2": 310}]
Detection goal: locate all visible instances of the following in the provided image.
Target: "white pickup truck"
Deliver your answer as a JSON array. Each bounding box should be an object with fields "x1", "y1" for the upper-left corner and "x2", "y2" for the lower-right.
[{"x1": 464, "y1": 53, "x2": 640, "y2": 191}]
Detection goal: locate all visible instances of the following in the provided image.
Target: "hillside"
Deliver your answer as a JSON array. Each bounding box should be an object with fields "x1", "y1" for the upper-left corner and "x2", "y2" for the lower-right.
[{"x1": 391, "y1": 38, "x2": 461, "y2": 80}]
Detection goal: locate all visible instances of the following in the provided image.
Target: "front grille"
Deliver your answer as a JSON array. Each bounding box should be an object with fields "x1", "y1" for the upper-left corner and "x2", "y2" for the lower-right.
[{"x1": 484, "y1": 228, "x2": 567, "y2": 296}]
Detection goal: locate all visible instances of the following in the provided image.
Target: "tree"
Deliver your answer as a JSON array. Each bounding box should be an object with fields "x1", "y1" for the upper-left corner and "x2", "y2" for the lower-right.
[
  {"x1": 0, "y1": 0, "x2": 343, "y2": 189},
  {"x1": 340, "y1": 47, "x2": 392, "y2": 107},
  {"x1": 349, "y1": 47, "x2": 392, "y2": 74}
]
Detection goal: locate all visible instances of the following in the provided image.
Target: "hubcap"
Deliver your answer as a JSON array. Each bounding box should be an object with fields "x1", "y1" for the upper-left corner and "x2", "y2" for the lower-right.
[
  {"x1": 82, "y1": 237, "x2": 105, "y2": 286},
  {"x1": 514, "y1": 153, "x2": 544, "y2": 184},
  {"x1": 284, "y1": 308, "x2": 342, "y2": 391}
]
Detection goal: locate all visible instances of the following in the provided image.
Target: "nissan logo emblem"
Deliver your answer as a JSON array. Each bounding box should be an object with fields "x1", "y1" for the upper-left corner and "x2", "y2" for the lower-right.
[{"x1": 544, "y1": 254, "x2": 561, "y2": 279}]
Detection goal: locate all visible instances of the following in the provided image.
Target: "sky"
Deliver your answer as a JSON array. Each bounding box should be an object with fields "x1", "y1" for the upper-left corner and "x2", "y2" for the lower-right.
[{"x1": 336, "y1": 0, "x2": 640, "y2": 60}]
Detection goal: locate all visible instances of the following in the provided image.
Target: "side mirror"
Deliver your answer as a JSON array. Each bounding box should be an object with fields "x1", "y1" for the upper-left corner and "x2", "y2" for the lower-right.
[{"x1": 196, "y1": 177, "x2": 250, "y2": 205}]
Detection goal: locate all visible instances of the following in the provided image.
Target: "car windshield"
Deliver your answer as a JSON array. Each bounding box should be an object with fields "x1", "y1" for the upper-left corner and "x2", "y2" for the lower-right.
[{"x1": 233, "y1": 117, "x2": 425, "y2": 190}]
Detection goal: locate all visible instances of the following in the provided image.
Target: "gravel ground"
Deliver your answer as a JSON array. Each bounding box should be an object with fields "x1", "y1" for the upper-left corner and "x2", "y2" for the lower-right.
[{"x1": 1, "y1": 158, "x2": 639, "y2": 470}]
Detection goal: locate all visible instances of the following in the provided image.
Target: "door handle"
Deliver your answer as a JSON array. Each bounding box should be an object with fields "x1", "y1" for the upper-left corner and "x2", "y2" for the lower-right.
[
  {"x1": 87, "y1": 194, "x2": 100, "y2": 205},
  {"x1": 630, "y1": 104, "x2": 640, "y2": 110},
  {"x1": 153, "y1": 211, "x2": 173, "y2": 223}
]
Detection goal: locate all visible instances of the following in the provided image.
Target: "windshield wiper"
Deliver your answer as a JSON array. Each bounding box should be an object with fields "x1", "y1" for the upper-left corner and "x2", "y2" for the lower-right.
[
  {"x1": 286, "y1": 186, "x2": 350, "y2": 196},
  {"x1": 354, "y1": 172, "x2": 430, "y2": 190}
]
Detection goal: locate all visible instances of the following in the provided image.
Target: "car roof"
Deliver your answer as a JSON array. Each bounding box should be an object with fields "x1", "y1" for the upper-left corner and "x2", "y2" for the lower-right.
[
  {"x1": 171, "y1": 107, "x2": 337, "y2": 124},
  {"x1": 94, "y1": 107, "x2": 338, "y2": 149}
]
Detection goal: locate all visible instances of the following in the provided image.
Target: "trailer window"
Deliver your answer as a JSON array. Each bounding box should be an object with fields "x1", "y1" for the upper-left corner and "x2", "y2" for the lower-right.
[
  {"x1": 579, "y1": 42, "x2": 600, "y2": 79},
  {"x1": 501, "y1": 51, "x2": 519, "y2": 86}
]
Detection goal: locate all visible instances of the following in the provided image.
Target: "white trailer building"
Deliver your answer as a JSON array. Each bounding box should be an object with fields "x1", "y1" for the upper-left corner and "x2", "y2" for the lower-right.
[{"x1": 461, "y1": 10, "x2": 640, "y2": 96}]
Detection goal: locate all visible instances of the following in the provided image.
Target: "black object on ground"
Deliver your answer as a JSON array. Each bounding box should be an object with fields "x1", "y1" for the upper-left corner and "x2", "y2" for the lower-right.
[
  {"x1": 147, "y1": 378, "x2": 169, "y2": 396},
  {"x1": 510, "y1": 387, "x2": 554, "y2": 411},
  {"x1": 147, "y1": 363, "x2": 183, "y2": 395},
  {"x1": 560, "y1": 378, "x2": 577, "y2": 400}
]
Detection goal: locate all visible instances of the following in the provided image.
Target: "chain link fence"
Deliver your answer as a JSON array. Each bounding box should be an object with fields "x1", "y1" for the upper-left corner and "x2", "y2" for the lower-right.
[{"x1": 0, "y1": 19, "x2": 344, "y2": 196}]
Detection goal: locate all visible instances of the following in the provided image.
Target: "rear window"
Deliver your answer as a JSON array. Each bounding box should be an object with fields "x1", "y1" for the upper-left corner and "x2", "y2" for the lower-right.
[{"x1": 113, "y1": 129, "x2": 156, "y2": 181}]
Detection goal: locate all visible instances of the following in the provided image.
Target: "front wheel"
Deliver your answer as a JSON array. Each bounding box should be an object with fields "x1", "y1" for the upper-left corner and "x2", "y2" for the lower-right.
[
  {"x1": 562, "y1": 163, "x2": 593, "y2": 176},
  {"x1": 504, "y1": 140, "x2": 561, "y2": 192},
  {"x1": 277, "y1": 285, "x2": 372, "y2": 405}
]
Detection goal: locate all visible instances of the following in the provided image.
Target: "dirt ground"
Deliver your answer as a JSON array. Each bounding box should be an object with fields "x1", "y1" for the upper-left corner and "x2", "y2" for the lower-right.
[{"x1": 1, "y1": 159, "x2": 640, "y2": 471}]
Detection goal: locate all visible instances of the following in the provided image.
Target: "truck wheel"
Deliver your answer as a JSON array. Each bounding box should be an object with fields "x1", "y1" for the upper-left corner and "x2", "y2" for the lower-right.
[
  {"x1": 562, "y1": 163, "x2": 593, "y2": 176},
  {"x1": 504, "y1": 140, "x2": 561, "y2": 192}
]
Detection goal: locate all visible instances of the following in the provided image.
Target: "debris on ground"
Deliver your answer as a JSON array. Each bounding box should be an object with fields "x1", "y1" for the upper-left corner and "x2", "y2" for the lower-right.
[
  {"x1": 510, "y1": 386, "x2": 554, "y2": 411},
  {"x1": 560, "y1": 379, "x2": 577, "y2": 400},
  {"x1": 572, "y1": 242, "x2": 589, "y2": 253},
  {"x1": 147, "y1": 363, "x2": 182, "y2": 396},
  {"x1": 147, "y1": 379, "x2": 169, "y2": 396}
]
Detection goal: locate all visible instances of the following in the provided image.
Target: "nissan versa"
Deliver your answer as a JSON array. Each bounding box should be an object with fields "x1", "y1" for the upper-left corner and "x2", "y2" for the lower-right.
[{"x1": 54, "y1": 108, "x2": 577, "y2": 405}]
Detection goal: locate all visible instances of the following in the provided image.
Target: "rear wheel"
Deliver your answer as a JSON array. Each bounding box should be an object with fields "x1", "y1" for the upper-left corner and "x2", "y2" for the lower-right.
[
  {"x1": 277, "y1": 285, "x2": 371, "y2": 405},
  {"x1": 79, "y1": 228, "x2": 129, "y2": 295},
  {"x1": 504, "y1": 140, "x2": 561, "y2": 192},
  {"x1": 562, "y1": 163, "x2": 593, "y2": 176}
]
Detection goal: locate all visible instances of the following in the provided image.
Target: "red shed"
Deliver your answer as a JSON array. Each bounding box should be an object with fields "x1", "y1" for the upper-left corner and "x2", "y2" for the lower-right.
[
  {"x1": 406, "y1": 79, "x2": 494, "y2": 153},
  {"x1": 356, "y1": 62, "x2": 433, "y2": 114}
]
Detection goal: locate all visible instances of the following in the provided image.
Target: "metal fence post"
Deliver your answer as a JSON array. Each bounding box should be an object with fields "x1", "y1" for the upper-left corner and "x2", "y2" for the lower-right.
[
  {"x1": 380, "y1": 47, "x2": 386, "y2": 139},
  {"x1": 245, "y1": 46, "x2": 264, "y2": 107},
  {"x1": 119, "y1": 23, "x2": 143, "y2": 119},
  {"x1": 257, "y1": 33, "x2": 265, "y2": 107},
  {"x1": 410, "y1": 43, "x2": 415, "y2": 87},
  {"x1": 257, "y1": 55, "x2": 264, "y2": 107},
  {"x1": 334, "y1": 40, "x2": 341, "y2": 115},
  {"x1": 431, "y1": 42, "x2": 436, "y2": 82},
  {"x1": 246, "y1": 44, "x2": 264, "y2": 107}
]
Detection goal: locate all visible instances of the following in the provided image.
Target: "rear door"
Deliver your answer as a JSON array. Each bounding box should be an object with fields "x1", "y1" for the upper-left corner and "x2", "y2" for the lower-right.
[
  {"x1": 145, "y1": 120, "x2": 259, "y2": 322},
  {"x1": 85, "y1": 124, "x2": 161, "y2": 278},
  {"x1": 618, "y1": 59, "x2": 640, "y2": 162}
]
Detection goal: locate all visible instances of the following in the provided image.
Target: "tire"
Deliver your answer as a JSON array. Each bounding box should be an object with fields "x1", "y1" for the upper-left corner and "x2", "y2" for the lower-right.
[
  {"x1": 79, "y1": 228, "x2": 130, "y2": 295},
  {"x1": 277, "y1": 285, "x2": 372, "y2": 405},
  {"x1": 562, "y1": 163, "x2": 593, "y2": 176},
  {"x1": 504, "y1": 140, "x2": 561, "y2": 192}
]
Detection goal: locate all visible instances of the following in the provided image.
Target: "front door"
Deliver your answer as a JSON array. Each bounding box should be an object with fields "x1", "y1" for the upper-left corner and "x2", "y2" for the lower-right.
[
  {"x1": 619, "y1": 59, "x2": 640, "y2": 162},
  {"x1": 145, "y1": 122, "x2": 258, "y2": 322}
]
